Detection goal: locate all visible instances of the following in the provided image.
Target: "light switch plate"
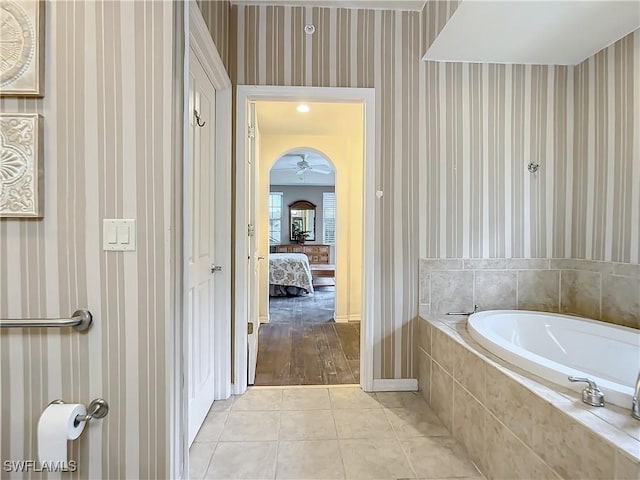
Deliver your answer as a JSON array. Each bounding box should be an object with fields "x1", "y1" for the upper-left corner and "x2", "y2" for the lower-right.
[{"x1": 103, "y1": 219, "x2": 136, "y2": 251}]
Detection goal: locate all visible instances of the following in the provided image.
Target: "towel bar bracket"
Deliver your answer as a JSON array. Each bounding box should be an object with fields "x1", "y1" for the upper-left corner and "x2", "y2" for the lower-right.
[{"x1": 70, "y1": 309, "x2": 93, "y2": 331}]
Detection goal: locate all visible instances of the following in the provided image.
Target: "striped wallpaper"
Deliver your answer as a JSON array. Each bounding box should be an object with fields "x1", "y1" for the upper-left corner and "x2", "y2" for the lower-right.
[
  {"x1": 422, "y1": 28, "x2": 640, "y2": 264},
  {"x1": 421, "y1": 62, "x2": 574, "y2": 259},
  {"x1": 421, "y1": 0, "x2": 460, "y2": 54},
  {"x1": 197, "y1": 0, "x2": 232, "y2": 74},
  {"x1": 233, "y1": 4, "x2": 422, "y2": 379},
  {"x1": 0, "y1": 1, "x2": 182, "y2": 478},
  {"x1": 572, "y1": 30, "x2": 640, "y2": 264}
]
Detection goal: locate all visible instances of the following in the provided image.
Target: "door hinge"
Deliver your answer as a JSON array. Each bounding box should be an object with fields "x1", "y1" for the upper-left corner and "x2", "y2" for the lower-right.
[
  {"x1": 211, "y1": 265, "x2": 222, "y2": 274},
  {"x1": 247, "y1": 224, "x2": 255, "y2": 237},
  {"x1": 247, "y1": 323, "x2": 254, "y2": 335},
  {"x1": 248, "y1": 125, "x2": 255, "y2": 139}
]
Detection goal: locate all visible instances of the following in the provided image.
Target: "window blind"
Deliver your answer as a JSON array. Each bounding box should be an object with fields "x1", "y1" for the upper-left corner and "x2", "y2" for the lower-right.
[
  {"x1": 269, "y1": 192, "x2": 282, "y2": 244},
  {"x1": 323, "y1": 192, "x2": 336, "y2": 245}
]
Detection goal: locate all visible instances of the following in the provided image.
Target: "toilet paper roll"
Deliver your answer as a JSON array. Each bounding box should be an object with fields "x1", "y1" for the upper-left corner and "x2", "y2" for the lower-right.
[{"x1": 37, "y1": 403, "x2": 87, "y2": 464}]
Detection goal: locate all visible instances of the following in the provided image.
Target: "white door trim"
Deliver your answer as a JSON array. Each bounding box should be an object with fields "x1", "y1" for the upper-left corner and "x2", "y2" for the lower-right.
[
  {"x1": 234, "y1": 85, "x2": 377, "y2": 394},
  {"x1": 187, "y1": 0, "x2": 232, "y2": 407},
  {"x1": 172, "y1": 3, "x2": 232, "y2": 478}
]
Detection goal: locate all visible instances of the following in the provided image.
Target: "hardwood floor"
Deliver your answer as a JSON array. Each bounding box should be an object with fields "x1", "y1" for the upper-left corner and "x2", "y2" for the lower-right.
[{"x1": 254, "y1": 287, "x2": 360, "y2": 386}]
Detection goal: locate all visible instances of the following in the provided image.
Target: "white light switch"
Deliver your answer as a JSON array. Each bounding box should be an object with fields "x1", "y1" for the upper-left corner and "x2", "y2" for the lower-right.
[
  {"x1": 107, "y1": 227, "x2": 117, "y2": 244},
  {"x1": 103, "y1": 219, "x2": 136, "y2": 251},
  {"x1": 117, "y1": 226, "x2": 130, "y2": 244}
]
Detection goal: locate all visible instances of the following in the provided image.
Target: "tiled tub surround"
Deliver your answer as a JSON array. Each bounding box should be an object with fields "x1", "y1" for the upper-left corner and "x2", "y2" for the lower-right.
[
  {"x1": 416, "y1": 311, "x2": 640, "y2": 480},
  {"x1": 419, "y1": 258, "x2": 640, "y2": 329},
  {"x1": 555, "y1": 259, "x2": 640, "y2": 329}
]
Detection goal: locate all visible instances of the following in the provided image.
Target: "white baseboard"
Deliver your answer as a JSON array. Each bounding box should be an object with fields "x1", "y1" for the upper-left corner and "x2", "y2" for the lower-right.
[
  {"x1": 334, "y1": 314, "x2": 349, "y2": 323},
  {"x1": 259, "y1": 315, "x2": 269, "y2": 324},
  {"x1": 372, "y1": 378, "x2": 418, "y2": 392},
  {"x1": 348, "y1": 314, "x2": 361, "y2": 323}
]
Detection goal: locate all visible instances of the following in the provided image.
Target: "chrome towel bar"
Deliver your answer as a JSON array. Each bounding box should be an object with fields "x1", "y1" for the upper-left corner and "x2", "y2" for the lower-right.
[{"x1": 0, "y1": 309, "x2": 93, "y2": 331}]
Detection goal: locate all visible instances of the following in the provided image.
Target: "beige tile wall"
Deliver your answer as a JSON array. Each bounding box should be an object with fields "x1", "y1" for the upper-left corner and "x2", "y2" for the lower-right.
[
  {"x1": 557, "y1": 259, "x2": 640, "y2": 329},
  {"x1": 419, "y1": 258, "x2": 640, "y2": 330},
  {"x1": 419, "y1": 258, "x2": 562, "y2": 315},
  {"x1": 416, "y1": 315, "x2": 640, "y2": 480}
]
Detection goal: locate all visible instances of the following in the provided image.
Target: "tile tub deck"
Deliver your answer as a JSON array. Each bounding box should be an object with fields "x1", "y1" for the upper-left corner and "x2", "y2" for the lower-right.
[{"x1": 417, "y1": 308, "x2": 640, "y2": 480}]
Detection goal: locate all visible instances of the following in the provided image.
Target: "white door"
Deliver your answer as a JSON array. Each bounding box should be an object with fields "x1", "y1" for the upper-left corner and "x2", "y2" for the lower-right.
[
  {"x1": 187, "y1": 47, "x2": 216, "y2": 445},
  {"x1": 247, "y1": 102, "x2": 260, "y2": 385}
]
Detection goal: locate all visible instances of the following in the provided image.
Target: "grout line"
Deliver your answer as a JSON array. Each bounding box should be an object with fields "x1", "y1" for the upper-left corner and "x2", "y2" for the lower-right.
[
  {"x1": 330, "y1": 400, "x2": 348, "y2": 478},
  {"x1": 598, "y1": 270, "x2": 603, "y2": 319},
  {"x1": 472, "y1": 269, "x2": 477, "y2": 309},
  {"x1": 200, "y1": 442, "x2": 218, "y2": 479},
  {"x1": 273, "y1": 401, "x2": 282, "y2": 480},
  {"x1": 558, "y1": 269, "x2": 563, "y2": 312},
  {"x1": 395, "y1": 423, "x2": 418, "y2": 479},
  {"x1": 382, "y1": 404, "x2": 401, "y2": 439}
]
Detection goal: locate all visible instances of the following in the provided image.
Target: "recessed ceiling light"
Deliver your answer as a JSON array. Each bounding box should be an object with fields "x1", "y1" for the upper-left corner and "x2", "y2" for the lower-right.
[{"x1": 296, "y1": 104, "x2": 310, "y2": 113}]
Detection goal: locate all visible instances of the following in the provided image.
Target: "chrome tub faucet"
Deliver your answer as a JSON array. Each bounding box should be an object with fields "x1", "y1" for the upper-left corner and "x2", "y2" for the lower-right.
[{"x1": 568, "y1": 376, "x2": 605, "y2": 407}]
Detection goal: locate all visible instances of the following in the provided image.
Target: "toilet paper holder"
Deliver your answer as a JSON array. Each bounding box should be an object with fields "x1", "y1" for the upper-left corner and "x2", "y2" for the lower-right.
[{"x1": 49, "y1": 398, "x2": 109, "y2": 427}]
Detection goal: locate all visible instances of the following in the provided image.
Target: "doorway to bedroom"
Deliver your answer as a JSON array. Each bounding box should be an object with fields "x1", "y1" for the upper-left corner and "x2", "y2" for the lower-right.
[{"x1": 252, "y1": 101, "x2": 363, "y2": 386}]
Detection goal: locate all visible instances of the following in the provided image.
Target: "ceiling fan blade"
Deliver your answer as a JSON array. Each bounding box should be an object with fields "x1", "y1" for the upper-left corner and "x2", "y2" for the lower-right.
[{"x1": 296, "y1": 169, "x2": 306, "y2": 176}]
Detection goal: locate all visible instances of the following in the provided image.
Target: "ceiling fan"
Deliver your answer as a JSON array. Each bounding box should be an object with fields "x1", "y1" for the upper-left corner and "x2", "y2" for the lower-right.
[{"x1": 289, "y1": 154, "x2": 333, "y2": 176}]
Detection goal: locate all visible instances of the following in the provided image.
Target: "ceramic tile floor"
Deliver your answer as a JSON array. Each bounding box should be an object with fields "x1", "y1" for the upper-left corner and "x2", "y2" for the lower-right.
[{"x1": 189, "y1": 386, "x2": 484, "y2": 480}]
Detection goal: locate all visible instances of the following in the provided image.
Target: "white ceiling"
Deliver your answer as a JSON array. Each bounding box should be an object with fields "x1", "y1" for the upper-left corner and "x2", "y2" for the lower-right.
[
  {"x1": 256, "y1": 101, "x2": 363, "y2": 137},
  {"x1": 423, "y1": 1, "x2": 640, "y2": 65},
  {"x1": 231, "y1": 0, "x2": 426, "y2": 11},
  {"x1": 256, "y1": 101, "x2": 361, "y2": 185},
  {"x1": 270, "y1": 151, "x2": 336, "y2": 186}
]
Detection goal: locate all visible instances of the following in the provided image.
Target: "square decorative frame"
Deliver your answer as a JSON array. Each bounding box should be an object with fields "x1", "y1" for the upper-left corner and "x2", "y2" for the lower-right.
[
  {"x1": 0, "y1": 0, "x2": 45, "y2": 97},
  {"x1": 0, "y1": 114, "x2": 44, "y2": 217}
]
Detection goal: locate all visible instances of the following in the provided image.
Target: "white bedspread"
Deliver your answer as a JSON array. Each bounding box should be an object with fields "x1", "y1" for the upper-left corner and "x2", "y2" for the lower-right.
[{"x1": 269, "y1": 253, "x2": 314, "y2": 293}]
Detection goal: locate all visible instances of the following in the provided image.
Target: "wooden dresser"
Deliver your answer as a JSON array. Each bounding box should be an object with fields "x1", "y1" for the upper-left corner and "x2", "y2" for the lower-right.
[{"x1": 274, "y1": 244, "x2": 330, "y2": 264}]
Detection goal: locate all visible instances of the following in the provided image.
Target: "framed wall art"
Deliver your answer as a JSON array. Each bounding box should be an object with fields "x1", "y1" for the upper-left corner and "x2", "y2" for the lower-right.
[
  {"x1": 0, "y1": 114, "x2": 44, "y2": 217},
  {"x1": 0, "y1": 0, "x2": 44, "y2": 97}
]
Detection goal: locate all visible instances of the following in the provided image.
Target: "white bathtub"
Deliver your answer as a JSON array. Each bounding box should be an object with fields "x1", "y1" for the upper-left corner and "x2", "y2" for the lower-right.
[{"x1": 467, "y1": 310, "x2": 640, "y2": 409}]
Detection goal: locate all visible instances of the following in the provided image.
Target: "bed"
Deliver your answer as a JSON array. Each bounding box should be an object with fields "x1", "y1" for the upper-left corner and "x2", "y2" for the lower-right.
[{"x1": 269, "y1": 253, "x2": 315, "y2": 296}]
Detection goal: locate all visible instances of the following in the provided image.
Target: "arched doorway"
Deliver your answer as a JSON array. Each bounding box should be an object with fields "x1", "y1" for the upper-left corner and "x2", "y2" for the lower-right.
[{"x1": 255, "y1": 148, "x2": 360, "y2": 385}]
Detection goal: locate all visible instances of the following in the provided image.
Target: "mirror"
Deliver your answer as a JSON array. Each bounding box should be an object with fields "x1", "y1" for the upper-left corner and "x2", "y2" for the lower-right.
[{"x1": 289, "y1": 200, "x2": 316, "y2": 242}]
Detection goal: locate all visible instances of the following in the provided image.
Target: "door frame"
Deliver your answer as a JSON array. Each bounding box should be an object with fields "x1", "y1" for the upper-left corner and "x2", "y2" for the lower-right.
[
  {"x1": 187, "y1": 0, "x2": 232, "y2": 406},
  {"x1": 173, "y1": 2, "x2": 233, "y2": 477},
  {"x1": 234, "y1": 85, "x2": 377, "y2": 394},
  {"x1": 189, "y1": 0, "x2": 232, "y2": 398}
]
